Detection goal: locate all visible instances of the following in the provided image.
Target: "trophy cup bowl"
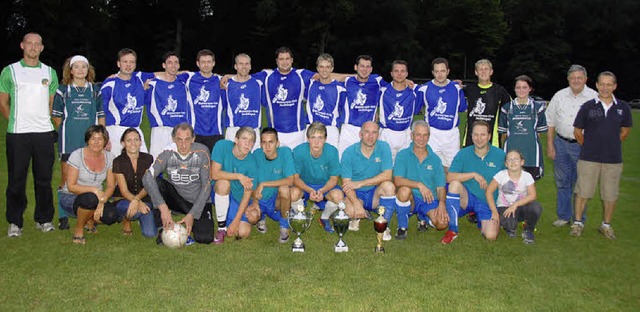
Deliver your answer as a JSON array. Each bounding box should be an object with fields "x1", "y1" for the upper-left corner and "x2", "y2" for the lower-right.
[
  {"x1": 374, "y1": 206, "x2": 388, "y2": 253},
  {"x1": 288, "y1": 204, "x2": 313, "y2": 252},
  {"x1": 331, "y1": 202, "x2": 349, "y2": 252}
]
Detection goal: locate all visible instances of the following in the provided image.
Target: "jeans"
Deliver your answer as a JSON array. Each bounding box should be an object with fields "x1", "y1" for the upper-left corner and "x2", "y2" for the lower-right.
[
  {"x1": 553, "y1": 136, "x2": 585, "y2": 221},
  {"x1": 115, "y1": 200, "x2": 158, "y2": 238}
]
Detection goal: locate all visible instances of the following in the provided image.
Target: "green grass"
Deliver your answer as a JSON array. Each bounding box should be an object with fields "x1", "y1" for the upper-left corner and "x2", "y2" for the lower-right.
[{"x1": 1, "y1": 113, "x2": 639, "y2": 311}]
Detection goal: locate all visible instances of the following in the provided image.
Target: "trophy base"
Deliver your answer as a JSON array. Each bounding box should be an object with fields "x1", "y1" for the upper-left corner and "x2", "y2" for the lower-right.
[
  {"x1": 334, "y1": 245, "x2": 349, "y2": 253},
  {"x1": 374, "y1": 246, "x2": 385, "y2": 253},
  {"x1": 292, "y1": 244, "x2": 305, "y2": 253}
]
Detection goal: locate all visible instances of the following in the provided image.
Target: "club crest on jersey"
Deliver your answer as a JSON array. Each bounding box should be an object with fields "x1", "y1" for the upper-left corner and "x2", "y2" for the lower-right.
[
  {"x1": 389, "y1": 101, "x2": 404, "y2": 120},
  {"x1": 515, "y1": 120, "x2": 528, "y2": 133},
  {"x1": 41, "y1": 78, "x2": 49, "y2": 86},
  {"x1": 313, "y1": 95, "x2": 325, "y2": 111},
  {"x1": 75, "y1": 103, "x2": 89, "y2": 118},
  {"x1": 122, "y1": 92, "x2": 137, "y2": 114},
  {"x1": 235, "y1": 93, "x2": 250, "y2": 114},
  {"x1": 194, "y1": 85, "x2": 210, "y2": 105},
  {"x1": 351, "y1": 89, "x2": 367, "y2": 108},
  {"x1": 487, "y1": 161, "x2": 497, "y2": 168},
  {"x1": 470, "y1": 98, "x2": 486, "y2": 117},
  {"x1": 273, "y1": 84, "x2": 288, "y2": 102},
  {"x1": 425, "y1": 164, "x2": 433, "y2": 170},
  {"x1": 617, "y1": 109, "x2": 623, "y2": 115},
  {"x1": 375, "y1": 157, "x2": 381, "y2": 163},
  {"x1": 430, "y1": 97, "x2": 447, "y2": 116},
  {"x1": 161, "y1": 95, "x2": 178, "y2": 115}
]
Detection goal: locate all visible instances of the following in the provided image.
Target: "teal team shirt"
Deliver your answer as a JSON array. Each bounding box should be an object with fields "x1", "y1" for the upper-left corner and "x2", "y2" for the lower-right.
[
  {"x1": 341, "y1": 140, "x2": 393, "y2": 191},
  {"x1": 253, "y1": 147, "x2": 296, "y2": 200},
  {"x1": 210, "y1": 140, "x2": 257, "y2": 202},
  {"x1": 449, "y1": 145, "x2": 506, "y2": 203},
  {"x1": 393, "y1": 143, "x2": 446, "y2": 202},
  {"x1": 292, "y1": 142, "x2": 340, "y2": 185}
]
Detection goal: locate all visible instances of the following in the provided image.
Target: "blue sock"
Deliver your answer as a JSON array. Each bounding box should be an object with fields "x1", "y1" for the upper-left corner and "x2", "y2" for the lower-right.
[
  {"x1": 396, "y1": 199, "x2": 410, "y2": 229},
  {"x1": 380, "y1": 196, "x2": 396, "y2": 223},
  {"x1": 446, "y1": 193, "x2": 460, "y2": 233},
  {"x1": 279, "y1": 215, "x2": 289, "y2": 229}
]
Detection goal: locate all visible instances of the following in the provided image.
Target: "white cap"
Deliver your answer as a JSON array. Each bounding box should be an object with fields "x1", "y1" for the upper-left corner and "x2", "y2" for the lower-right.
[{"x1": 70, "y1": 55, "x2": 89, "y2": 67}]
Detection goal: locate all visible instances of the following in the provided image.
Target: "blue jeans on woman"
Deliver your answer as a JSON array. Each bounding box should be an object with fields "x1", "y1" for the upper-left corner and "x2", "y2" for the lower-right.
[{"x1": 115, "y1": 200, "x2": 157, "y2": 238}]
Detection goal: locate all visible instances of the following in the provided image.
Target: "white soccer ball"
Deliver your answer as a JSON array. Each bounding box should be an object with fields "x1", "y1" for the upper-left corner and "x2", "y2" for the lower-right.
[{"x1": 161, "y1": 223, "x2": 188, "y2": 249}]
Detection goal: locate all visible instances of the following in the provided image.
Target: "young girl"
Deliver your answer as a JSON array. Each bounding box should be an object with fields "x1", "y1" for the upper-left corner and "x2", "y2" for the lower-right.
[
  {"x1": 485, "y1": 150, "x2": 542, "y2": 244},
  {"x1": 497, "y1": 75, "x2": 547, "y2": 180}
]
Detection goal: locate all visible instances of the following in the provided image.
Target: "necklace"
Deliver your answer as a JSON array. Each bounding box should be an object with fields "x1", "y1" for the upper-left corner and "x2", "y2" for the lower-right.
[{"x1": 73, "y1": 82, "x2": 87, "y2": 93}]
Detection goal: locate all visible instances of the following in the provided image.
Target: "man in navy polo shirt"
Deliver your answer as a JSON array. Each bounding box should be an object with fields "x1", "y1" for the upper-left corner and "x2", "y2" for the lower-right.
[{"x1": 570, "y1": 71, "x2": 632, "y2": 240}]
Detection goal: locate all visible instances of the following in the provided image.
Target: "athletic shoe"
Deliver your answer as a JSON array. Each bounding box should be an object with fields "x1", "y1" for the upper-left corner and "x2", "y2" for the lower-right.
[
  {"x1": 395, "y1": 228, "x2": 407, "y2": 240},
  {"x1": 505, "y1": 229, "x2": 516, "y2": 238},
  {"x1": 213, "y1": 229, "x2": 227, "y2": 245},
  {"x1": 552, "y1": 219, "x2": 570, "y2": 227},
  {"x1": 8, "y1": 224, "x2": 22, "y2": 237},
  {"x1": 417, "y1": 220, "x2": 428, "y2": 232},
  {"x1": 256, "y1": 220, "x2": 267, "y2": 234},
  {"x1": 569, "y1": 223, "x2": 584, "y2": 237},
  {"x1": 156, "y1": 229, "x2": 164, "y2": 245},
  {"x1": 522, "y1": 230, "x2": 535, "y2": 244},
  {"x1": 467, "y1": 211, "x2": 478, "y2": 224},
  {"x1": 382, "y1": 228, "x2": 392, "y2": 241},
  {"x1": 279, "y1": 228, "x2": 289, "y2": 243},
  {"x1": 58, "y1": 217, "x2": 70, "y2": 230},
  {"x1": 440, "y1": 230, "x2": 458, "y2": 244},
  {"x1": 598, "y1": 225, "x2": 616, "y2": 240},
  {"x1": 35, "y1": 222, "x2": 55, "y2": 232},
  {"x1": 348, "y1": 219, "x2": 360, "y2": 231},
  {"x1": 185, "y1": 236, "x2": 195, "y2": 246},
  {"x1": 321, "y1": 219, "x2": 334, "y2": 233}
]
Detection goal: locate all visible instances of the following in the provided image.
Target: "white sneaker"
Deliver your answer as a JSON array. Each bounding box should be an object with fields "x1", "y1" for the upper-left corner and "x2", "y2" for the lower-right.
[
  {"x1": 382, "y1": 228, "x2": 392, "y2": 241},
  {"x1": 35, "y1": 222, "x2": 55, "y2": 232},
  {"x1": 8, "y1": 224, "x2": 22, "y2": 237},
  {"x1": 348, "y1": 219, "x2": 360, "y2": 231},
  {"x1": 552, "y1": 219, "x2": 569, "y2": 227},
  {"x1": 256, "y1": 220, "x2": 267, "y2": 233}
]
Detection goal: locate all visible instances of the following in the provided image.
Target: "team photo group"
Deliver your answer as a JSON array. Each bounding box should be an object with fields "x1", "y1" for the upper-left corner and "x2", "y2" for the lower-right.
[{"x1": 0, "y1": 32, "x2": 633, "y2": 248}]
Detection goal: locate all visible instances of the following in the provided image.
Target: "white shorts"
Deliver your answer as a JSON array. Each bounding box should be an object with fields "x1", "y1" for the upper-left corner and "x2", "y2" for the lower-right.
[
  {"x1": 379, "y1": 128, "x2": 411, "y2": 163},
  {"x1": 338, "y1": 124, "x2": 361, "y2": 159},
  {"x1": 150, "y1": 126, "x2": 175, "y2": 159},
  {"x1": 305, "y1": 124, "x2": 339, "y2": 149},
  {"x1": 278, "y1": 130, "x2": 306, "y2": 150},
  {"x1": 106, "y1": 125, "x2": 148, "y2": 157},
  {"x1": 225, "y1": 126, "x2": 261, "y2": 151},
  {"x1": 428, "y1": 127, "x2": 460, "y2": 168}
]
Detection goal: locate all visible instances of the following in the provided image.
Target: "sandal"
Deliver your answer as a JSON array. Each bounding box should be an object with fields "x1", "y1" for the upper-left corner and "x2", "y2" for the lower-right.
[
  {"x1": 72, "y1": 236, "x2": 86, "y2": 245},
  {"x1": 122, "y1": 230, "x2": 133, "y2": 236},
  {"x1": 122, "y1": 219, "x2": 132, "y2": 236},
  {"x1": 84, "y1": 225, "x2": 98, "y2": 233}
]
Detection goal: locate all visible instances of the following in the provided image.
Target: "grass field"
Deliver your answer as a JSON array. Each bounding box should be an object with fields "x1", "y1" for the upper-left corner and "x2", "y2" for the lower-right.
[{"x1": 0, "y1": 113, "x2": 639, "y2": 311}]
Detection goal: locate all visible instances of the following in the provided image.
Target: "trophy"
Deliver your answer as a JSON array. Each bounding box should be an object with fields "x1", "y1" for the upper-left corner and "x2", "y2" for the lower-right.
[
  {"x1": 288, "y1": 202, "x2": 313, "y2": 252},
  {"x1": 331, "y1": 202, "x2": 349, "y2": 252},
  {"x1": 373, "y1": 206, "x2": 388, "y2": 253}
]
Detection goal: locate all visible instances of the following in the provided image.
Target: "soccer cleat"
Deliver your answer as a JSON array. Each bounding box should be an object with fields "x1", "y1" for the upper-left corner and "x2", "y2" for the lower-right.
[
  {"x1": 569, "y1": 223, "x2": 584, "y2": 237},
  {"x1": 348, "y1": 219, "x2": 360, "y2": 231},
  {"x1": 279, "y1": 228, "x2": 290, "y2": 243},
  {"x1": 598, "y1": 225, "x2": 616, "y2": 240},
  {"x1": 7, "y1": 224, "x2": 22, "y2": 237},
  {"x1": 320, "y1": 219, "x2": 334, "y2": 233},
  {"x1": 382, "y1": 228, "x2": 392, "y2": 241},
  {"x1": 213, "y1": 229, "x2": 227, "y2": 245},
  {"x1": 395, "y1": 228, "x2": 407, "y2": 240},
  {"x1": 256, "y1": 220, "x2": 267, "y2": 234},
  {"x1": 417, "y1": 220, "x2": 428, "y2": 232},
  {"x1": 467, "y1": 212, "x2": 478, "y2": 224},
  {"x1": 440, "y1": 230, "x2": 458, "y2": 244},
  {"x1": 522, "y1": 230, "x2": 535, "y2": 244},
  {"x1": 58, "y1": 217, "x2": 70, "y2": 230},
  {"x1": 35, "y1": 222, "x2": 55, "y2": 232},
  {"x1": 185, "y1": 236, "x2": 195, "y2": 246},
  {"x1": 552, "y1": 219, "x2": 570, "y2": 227}
]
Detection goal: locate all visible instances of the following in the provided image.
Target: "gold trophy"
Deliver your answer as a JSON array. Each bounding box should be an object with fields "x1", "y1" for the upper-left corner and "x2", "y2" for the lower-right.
[{"x1": 373, "y1": 206, "x2": 388, "y2": 253}]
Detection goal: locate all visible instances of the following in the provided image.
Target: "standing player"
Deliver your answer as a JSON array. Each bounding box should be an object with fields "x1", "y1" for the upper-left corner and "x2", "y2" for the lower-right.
[
  {"x1": 305, "y1": 53, "x2": 345, "y2": 148},
  {"x1": 290, "y1": 122, "x2": 345, "y2": 233},
  {"x1": 146, "y1": 52, "x2": 191, "y2": 159},
  {"x1": 393, "y1": 120, "x2": 449, "y2": 240},
  {"x1": 253, "y1": 47, "x2": 315, "y2": 149},
  {"x1": 378, "y1": 60, "x2": 420, "y2": 162},
  {"x1": 224, "y1": 53, "x2": 263, "y2": 151},
  {"x1": 416, "y1": 57, "x2": 467, "y2": 171},
  {"x1": 341, "y1": 121, "x2": 396, "y2": 231},
  {"x1": 100, "y1": 48, "x2": 154, "y2": 156},
  {"x1": 463, "y1": 59, "x2": 511, "y2": 147}
]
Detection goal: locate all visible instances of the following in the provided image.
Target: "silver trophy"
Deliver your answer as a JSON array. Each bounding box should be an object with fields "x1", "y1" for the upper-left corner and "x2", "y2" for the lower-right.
[
  {"x1": 331, "y1": 202, "x2": 349, "y2": 252},
  {"x1": 288, "y1": 202, "x2": 313, "y2": 252}
]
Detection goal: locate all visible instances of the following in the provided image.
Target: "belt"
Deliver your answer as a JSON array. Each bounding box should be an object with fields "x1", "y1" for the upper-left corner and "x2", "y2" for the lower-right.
[{"x1": 557, "y1": 134, "x2": 577, "y2": 143}]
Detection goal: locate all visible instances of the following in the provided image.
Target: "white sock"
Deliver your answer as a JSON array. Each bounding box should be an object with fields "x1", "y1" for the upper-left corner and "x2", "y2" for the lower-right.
[
  {"x1": 601, "y1": 222, "x2": 611, "y2": 228},
  {"x1": 215, "y1": 193, "x2": 229, "y2": 224},
  {"x1": 322, "y1": 202, "x2": 339, "y2": 220}
]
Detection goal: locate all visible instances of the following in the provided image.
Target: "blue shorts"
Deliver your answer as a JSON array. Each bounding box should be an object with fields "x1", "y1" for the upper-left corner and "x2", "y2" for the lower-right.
[
  {"x1": 464, "y1": 190, "x2": 492, "y2": 221},
  {"x1": 303, "y1": 184, "x2": 341, "y2": 210},
  {"x1": 227, "y1": 195, "x2": 250, "y2": 223},
  {"x1": 259, "y1": 195, "x2": 279, "y2": 221},
  {"x1": 413, "y1": 199, "x2": 439, "y2": 216},
  {"x1": 355, "y1": 188, "x2": 376, "y2": 211}
]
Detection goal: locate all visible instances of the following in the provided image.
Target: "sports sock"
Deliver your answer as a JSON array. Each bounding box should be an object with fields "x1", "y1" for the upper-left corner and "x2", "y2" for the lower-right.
[
  {"x1": 601, "y1": 222, "x2": 610, "y2": 228},
  {"x1": 446, "y1": 192, "x2": 460, "y2": 233},
  {"x1": 214, "y1": 193, "x2": 229, "y2": 228},
  {"x1": 379, "y1": 196, "x2": 396, "y2": 223},
  {"x1": 322, "y1": 201, "x2": 339, "y2": 220},
  {"x1": 396, "y1": 199, "x2": 411, "y2": 229}
]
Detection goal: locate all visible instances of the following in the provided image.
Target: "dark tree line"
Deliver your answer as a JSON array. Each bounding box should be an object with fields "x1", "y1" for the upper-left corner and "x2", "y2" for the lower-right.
[{"x1": 1, "y1": 0, "x2": 638, "y2": 99}]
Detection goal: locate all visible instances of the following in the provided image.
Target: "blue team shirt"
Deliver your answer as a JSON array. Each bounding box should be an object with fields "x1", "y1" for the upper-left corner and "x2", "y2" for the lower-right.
[
  {"x1": 341, "y1": 140, "x2": 393, "y2": 191},
  {"x1": 449, "y1": 145, "x2": 506, "y2": 203},
  {"x1": 146, "y1": 78, "x2": 191, "y2": 128},
  {"x1": 224, "y1": 77, "x2": 264, "y2": 128},
  {"x1": 100, "y1": 72, "x2": 154, "y2": 127},
  {"x1": 293, "y1": 143, "x2": 341, "y2": 185},
  {"x1": 211, "y1": 140, "x2": 258, "y2": 202},
  {"x1": 343, "y1": 75, "x2": 387, "y2": 126},
  {"x1": 306, "y1": 79, "x2": 345, "y2": 127},
  {"x1": 378, "y1": 84, "x2": 421, "y2": 131},
  {"x1": 178, "y1": 72, "x2": 223, "y2": 136},
  {"x1": 416, "y1": 80, "x2": 467, "y2": 130},
  {"x1": 253, "y1": 68, "x2": 315, "y2": 133},
  {"x1": 253, "y1": 147, "x2": 296, "y2": 200},
  {"x1": 393, "y1": 144, "x2": 445, "y2": 202}
]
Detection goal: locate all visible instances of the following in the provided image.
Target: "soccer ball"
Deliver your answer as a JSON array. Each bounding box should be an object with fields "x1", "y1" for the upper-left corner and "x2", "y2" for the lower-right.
[{"x1": 161, "y1": 223, "x2": 188, "y2": 249}]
